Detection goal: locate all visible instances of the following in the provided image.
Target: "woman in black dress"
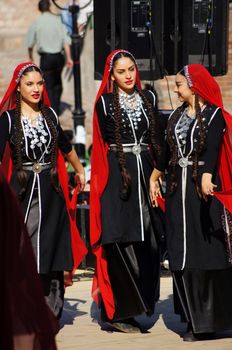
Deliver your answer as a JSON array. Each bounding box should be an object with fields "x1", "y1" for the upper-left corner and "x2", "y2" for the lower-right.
[
  {"x1": 0, "y1": 62, "x2": 87, "y2": 319},
  {"x1": 150, "y1": 64, "x2": 232, "y2": 341},
  {"x1": 90, "y1": 49, "x2": 166, "y2": 332}
]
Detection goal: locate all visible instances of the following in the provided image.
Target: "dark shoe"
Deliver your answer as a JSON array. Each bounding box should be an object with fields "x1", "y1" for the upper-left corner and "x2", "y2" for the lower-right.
[
  {"x1": 183, "y1": 330, "x2": 198, "y2": 342},
  {"x1": 183, "y1": 330, "x2": 215, "y2": 342},
  {"x1": 109, "y1": 321, "x2": 141, "y2": 333}
]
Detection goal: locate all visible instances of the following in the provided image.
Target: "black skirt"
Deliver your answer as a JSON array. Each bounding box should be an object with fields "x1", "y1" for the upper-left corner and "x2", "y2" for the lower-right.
[
  {"x1": 102, "y1": 188, "x2": 160, "y2": 322},
  {"x1": 173, "y1": 268, "x2": 232, "y2": 333}
]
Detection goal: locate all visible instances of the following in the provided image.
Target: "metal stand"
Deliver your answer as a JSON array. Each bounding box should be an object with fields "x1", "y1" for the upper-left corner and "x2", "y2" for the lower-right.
[
  {"x1": 173, "y1": 0, "x2": 180, "y2": 74},
  {"x1": 110, "y1": 0, "x2": 116, "y2": 51},
  {"x1": 51, "y1": 0, "x2": 87, "y2": 164}
]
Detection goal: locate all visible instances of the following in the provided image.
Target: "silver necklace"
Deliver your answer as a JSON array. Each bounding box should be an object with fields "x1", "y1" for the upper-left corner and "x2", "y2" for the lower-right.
[
  {"x1": 22, "y1": 113, "x2": 48, "y2": 150},
  {"x1": 119, "y1": 92, "x2": 142, "y2": 130}
]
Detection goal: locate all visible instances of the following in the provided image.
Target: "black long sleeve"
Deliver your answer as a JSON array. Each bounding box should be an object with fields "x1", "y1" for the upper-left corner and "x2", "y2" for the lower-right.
[{"x1": 201, "y1": 108, "x2": 225, "y2": 174}]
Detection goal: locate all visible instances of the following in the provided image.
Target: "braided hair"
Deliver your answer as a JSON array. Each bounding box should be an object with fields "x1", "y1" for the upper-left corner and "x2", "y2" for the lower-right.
[
  {"x1": 14, "y1": 66, "x2": 59, "y2": 198},
  {"x1": 111, "y1": 51, "x2": 160, "y2": 199},
  {"x1": 15, "y1": 90, "x2": 28, "y2": 198},
  {"x1": 134, "y1": 85, "x2": 160, "y2": 156},
  {"x1": 167, "y1": 70, "x2": 207, "y2": 195}
]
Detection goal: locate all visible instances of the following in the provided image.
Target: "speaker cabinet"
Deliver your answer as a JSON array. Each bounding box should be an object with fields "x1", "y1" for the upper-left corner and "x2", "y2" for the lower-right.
[
  {"x1": 163, "y1": 0, "x2": 229, "y2": 76},
  {"x1": 94, "y1": 0, "x2": 164, "y2": 80}
]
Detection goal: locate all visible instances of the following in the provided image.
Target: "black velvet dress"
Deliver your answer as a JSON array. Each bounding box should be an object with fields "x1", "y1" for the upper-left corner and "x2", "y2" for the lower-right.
[
  {"x1": 96, "y1": 90, "x2": 166, "y2": 321},
  {"x1": 164, "y1": 104, "x2": 232, "y2": 333},
  {"x1": 0, "y1": 107, "x2": 73, "y2": 318}
]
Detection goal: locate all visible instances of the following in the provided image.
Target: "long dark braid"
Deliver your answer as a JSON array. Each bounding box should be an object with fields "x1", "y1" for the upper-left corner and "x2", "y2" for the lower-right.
[
  {"x1": 134, "y1": 85, "x2": 160, "y2": 157},
  {"x1": 15, "y1": 90, "x2": 28, "y2": 199},
  {"x1": 113, "y1": 81, "x2": 131, "y2": 199},
  {"x1": 167, "y1": 104, "x2": 186, "y2": 194},
  {"x1": 40, "y1": 105, "x2": 59, "y2": 191},
  {"x1": 191, "y1": 94, "x2": 207, "y2": 194}
]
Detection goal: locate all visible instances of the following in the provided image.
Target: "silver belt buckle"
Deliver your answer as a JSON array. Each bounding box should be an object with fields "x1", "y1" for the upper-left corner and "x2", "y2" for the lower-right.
[
  {"x1": 32, "y1": 163, "x2": 42, "y2": 173},
  {"x1": 132, "y1": 144, "x2": 141, "y2": 155},
  {"x1": 178, "y1": 157, "x2": 188, "y2": 168}
]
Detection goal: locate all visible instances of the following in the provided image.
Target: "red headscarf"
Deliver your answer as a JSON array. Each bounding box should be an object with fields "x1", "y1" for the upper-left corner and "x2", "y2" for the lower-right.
[
  {"x1": 90, "y1": 49, "x2": 142, "y2": 319},
  {"x1": 0, "y1": 62, "x2": 87, "y2": 276},
  {"x1": 183, "y1": 64, "x2": 232, "y2": 208}
]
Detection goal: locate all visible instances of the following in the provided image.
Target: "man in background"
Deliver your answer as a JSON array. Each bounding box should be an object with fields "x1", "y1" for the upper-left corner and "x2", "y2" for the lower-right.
[{"x1": 26, "y1": 0, "x2": 73, "y2": 115}]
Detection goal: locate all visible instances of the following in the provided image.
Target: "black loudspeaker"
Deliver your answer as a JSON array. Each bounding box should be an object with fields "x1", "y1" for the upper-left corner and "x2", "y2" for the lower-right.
[
  {"x1": 94, "y1": 0, "x2": 164, "y2": 80},
  {"x1": 163, "y1": 0, "x2": 229, "y2": 76}
]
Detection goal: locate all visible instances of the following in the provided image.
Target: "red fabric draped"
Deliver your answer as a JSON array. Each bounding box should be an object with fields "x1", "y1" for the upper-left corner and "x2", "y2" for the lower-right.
[
  {"x1": 185, "y1": 64, "x2": 232, "y2": 213},
  {"x1": 0, "y1": 62, "x2": 87, "y2": 281},
  {"x1": 90, "y1": 49, "x2": 142, "y2": 319},
  {"x1": 0, "y1": 172, "x2": 58, "y2": 350},
  {"x1": 57, "y1": 150, "x2": 88, "y2": 277}
]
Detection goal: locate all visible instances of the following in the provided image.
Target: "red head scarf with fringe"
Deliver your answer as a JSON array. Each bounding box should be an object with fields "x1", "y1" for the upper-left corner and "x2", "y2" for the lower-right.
[
  {"x1": 0, "y1": 62, "x2": 87, "y2": 276},
  {"x1": 90, "y1": 49, "x2": 142, "y2": 319}
]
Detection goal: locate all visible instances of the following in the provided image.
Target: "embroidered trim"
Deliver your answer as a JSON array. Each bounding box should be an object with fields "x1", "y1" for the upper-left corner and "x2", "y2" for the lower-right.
[
  {"x1": 16, "y1": 64, "x2": 42, "y2": 83},
  {"x1": 222, "y1": 208, "x2": 232, "y2": 264},
  {"x1": 109, "y1": 50, "x2": 136, "y2": 72},
  {"x1": 183, "y1": 65, "x2": 193, "y2": 87}
]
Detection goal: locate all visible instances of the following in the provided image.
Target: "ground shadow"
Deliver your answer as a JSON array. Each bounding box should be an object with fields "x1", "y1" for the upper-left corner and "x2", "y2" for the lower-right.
[
  {"x1": 59, "y1": 297, "x2": 88, "y2": 329},
  {"x1": 89, "y1": 298, "x2": 160, "y2": 334}
]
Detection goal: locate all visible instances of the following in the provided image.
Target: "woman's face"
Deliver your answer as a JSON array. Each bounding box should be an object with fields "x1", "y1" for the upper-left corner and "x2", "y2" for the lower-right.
[
  {"x1": 111, "y1": 56, "x2": 136, "y2": 94},
  {"x1": 174, "y1": 72, "x2": 194, "y2": 104},
  {"x1": 17, "y1": 70, "x2": 44, "y2": 106}
]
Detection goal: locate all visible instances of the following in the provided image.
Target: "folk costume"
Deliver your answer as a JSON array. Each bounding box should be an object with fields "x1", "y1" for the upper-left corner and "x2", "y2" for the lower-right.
[
  {"x1": 0, "y1": 62, "x2": 87, "y2": 318},
  {"x1": 0, "y1": 173, "x2": 58, "y2": 350},
  {"x1": 90, "y1": 49, "x2": 165, "y2": 323},
  {"x1": 164, "y1": 64, "x2": 232, "y2": 334}
]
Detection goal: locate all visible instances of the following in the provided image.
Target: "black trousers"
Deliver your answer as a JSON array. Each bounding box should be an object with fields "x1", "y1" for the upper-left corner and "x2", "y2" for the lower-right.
[{"x1": 40, "y1": 52, "x2": 65, "y2": 115}]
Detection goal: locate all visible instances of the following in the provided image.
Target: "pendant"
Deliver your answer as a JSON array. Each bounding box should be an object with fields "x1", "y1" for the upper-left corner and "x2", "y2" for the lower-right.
[
  {"x1": 32, "y1": 163, "x2": 42, "y2": 174},
  {"x1": 132, "y1": 144, "x2": 141, "y2": 155},
  {"x1": 178, "y1": 157, "x2": 189, "y2": 168}
]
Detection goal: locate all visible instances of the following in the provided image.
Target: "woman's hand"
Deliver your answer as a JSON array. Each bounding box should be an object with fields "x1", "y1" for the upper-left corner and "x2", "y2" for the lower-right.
[
  {"x1": 65, "y1": 149, "x2": 86, "y2": 191},
  {"x1": 74, "y1": 172, "x2": 86, "y2": 192},
  {"x1": 149, "y1": 168, "x2": 163, "y2": 207},
  {"x1": 201, "y1": 172, "x2": 217, "y2": 201}
]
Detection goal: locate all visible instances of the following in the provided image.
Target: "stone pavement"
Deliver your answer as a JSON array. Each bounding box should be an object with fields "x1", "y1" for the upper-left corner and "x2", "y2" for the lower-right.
[{"x1": 56, "y1": 271, "x2": 232, "y2": 350}]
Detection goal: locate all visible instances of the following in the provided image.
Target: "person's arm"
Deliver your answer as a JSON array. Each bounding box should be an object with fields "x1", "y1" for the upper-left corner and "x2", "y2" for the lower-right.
[
  {"x1": 65, "y1": 149, "x2": 85, "y2": 191},
  {"x1": 200, "y1": 108, "x2": 225, "y2": 200},
  {"x1": 61, "y1": 20, "x2": 73, "y2": 68},
  {"x1": 56, "y1": 121, "x2": 85, "y2": 190},
  {"x1": 147, "y1": 93, "x2": 168, "y2": 207},
  {"x1": 28, "y1": 48, "x2": 34, "y2": 62},
  {"x1": 149, "y1": 168, "x2": 164, "y2": 207},
  {"x1": 64, "y1": 43, "x2": 73, "y2": 68},
  {"x1": 26, "y1": 23, "x2": 36, "y2": 62}
]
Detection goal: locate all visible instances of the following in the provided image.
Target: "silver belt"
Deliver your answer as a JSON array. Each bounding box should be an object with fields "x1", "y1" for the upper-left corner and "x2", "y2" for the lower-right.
[
  {"x1": 178, "y1": 157, "x2": 205, "y2": 168},
  {"x1": 109, "y1": 144, "x2": 149, "y2": 155},
  {"x1": 22, "y1": 163, "x2": 52, "y2": 174}
]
